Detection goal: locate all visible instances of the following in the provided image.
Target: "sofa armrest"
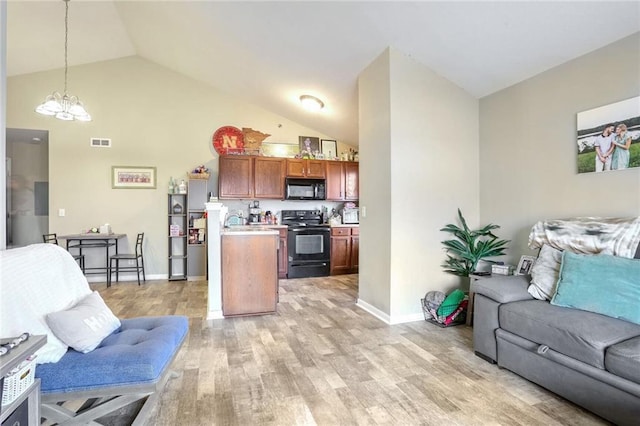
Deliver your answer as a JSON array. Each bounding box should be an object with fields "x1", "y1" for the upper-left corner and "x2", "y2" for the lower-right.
[{"x1": 472, "y1": 274, "x2": 533, "y2": 303}]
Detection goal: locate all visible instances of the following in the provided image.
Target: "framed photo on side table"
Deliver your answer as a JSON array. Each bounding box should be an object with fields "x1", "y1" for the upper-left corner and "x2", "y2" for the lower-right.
[
  {"x1": 516, "y1": 255, "x2": 536, "y2": 275},
  {"x1": 112, "y1": 166, "x2": 157, "y2": 189}
]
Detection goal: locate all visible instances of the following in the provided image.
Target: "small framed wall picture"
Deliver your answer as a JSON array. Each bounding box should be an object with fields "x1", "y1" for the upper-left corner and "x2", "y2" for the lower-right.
[
  {"x1": 112, "y1": 166, "x2": 157, "y2": 189},
  {"x1": 516, "y1": 255, "x2": 536, "y2": 275},
  {"x1": 321, "y1": 139, "x2": 337, "y2": 160}
]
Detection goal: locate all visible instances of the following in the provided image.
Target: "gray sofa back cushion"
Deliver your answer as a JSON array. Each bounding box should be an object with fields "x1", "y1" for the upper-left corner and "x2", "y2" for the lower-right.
[{"x1": 499, "y1": 300, "x2": 640, "y2": 369}]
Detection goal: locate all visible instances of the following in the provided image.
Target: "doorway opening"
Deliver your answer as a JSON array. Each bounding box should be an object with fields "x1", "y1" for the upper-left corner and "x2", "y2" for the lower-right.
[{"x1": 6, "y1": 128, "x2": 49, "y2": 248}]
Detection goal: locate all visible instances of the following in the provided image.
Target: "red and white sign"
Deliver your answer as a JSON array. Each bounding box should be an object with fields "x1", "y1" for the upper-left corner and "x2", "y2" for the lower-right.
[{"x1": 212, "y1": 126, "x2": 244, "y2": 155}]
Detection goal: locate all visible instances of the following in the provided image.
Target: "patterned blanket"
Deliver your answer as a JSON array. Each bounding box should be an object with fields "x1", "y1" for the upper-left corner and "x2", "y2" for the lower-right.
[{"x1": 528, "y1": 217, "x2": 640, "y2": 259}]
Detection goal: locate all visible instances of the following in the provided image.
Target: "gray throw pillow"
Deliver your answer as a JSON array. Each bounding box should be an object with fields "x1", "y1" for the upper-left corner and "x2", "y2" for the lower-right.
[
  {"x1": 528, "y1": 244, "x2": 563, "y2": 300},
  {"x1": 46, "y1": 291, "x2": 121, "y2": 353}
]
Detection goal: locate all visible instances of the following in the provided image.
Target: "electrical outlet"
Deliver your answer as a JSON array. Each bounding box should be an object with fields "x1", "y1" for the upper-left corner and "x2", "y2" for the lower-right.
[
  {"x1": 58, "y1": 208, "x2": 65, "y2": 217},
  {"x1": 361, "y1": 206, "x2": 366, "y2": 218}
]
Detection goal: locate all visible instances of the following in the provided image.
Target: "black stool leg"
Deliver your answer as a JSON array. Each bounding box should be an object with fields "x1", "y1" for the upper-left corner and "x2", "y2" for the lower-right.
[
  {"x1": 136, "y1": 258, "x2": 141, "y2": 286},
  {"x1": 141, "y1": 256, "x2": 146, "y2": 282}
]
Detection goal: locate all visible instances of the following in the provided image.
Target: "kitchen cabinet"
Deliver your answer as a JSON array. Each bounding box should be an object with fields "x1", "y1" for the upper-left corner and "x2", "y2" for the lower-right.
[
  {"x1": 219, "y1": 156, "x2": 253, "y2": 199},
  {"x1": 330, "y1": 226, "x2": 359, "y2": 275},
  {"x1": 222, "y1": 232, "x2": 278, "y2": 316},
  {"x1": 326, "y1": 161, "x2": 359, "y2": 201},
  {"x1": 218, "y1": 156, "x2": 285, "y2": 199},
  {"x1": 286, "y1": 159, "x2": 325, "y2": 178},
  {"x1": 276, "y1": 227, "x2": 288, "y2": 279},
  {"x1": 254, "y1": 157, "x2": 285, "y2": 198}
]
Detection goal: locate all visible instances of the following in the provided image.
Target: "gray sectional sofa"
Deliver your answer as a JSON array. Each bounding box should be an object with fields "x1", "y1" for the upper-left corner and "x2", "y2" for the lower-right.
[{"x1": 473, "y1": 274, "x2": 640, "y2": 425}]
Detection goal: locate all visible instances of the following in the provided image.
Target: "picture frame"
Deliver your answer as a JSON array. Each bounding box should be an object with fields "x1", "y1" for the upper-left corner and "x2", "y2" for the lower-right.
[
  {"x1": 576, "y1": 96, "x2": 639, "y2": 174},
  {"x1": 298, "y1": 136, "x2": 320, "y2": 155},
  {"x1": 111, "y1": 166, "x2": 157, "y2": 189},
  {"x1": 321, "y1": 139, "x2": 338, "y2": 160},
  {"x1": 515, "y1": 255, "x2": 536, "y2": 275}
]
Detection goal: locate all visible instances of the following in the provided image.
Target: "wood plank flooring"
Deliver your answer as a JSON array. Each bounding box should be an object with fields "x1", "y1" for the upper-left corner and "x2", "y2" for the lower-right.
[{"x1": 91, "y1": 276, "x2": 608, "y2": 425}]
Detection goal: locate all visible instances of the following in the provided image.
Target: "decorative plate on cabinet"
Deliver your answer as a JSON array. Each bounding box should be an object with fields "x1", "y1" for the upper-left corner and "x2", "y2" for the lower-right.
[{"x1": 212, "y1": 126, "x2": 244, "y2": 155}]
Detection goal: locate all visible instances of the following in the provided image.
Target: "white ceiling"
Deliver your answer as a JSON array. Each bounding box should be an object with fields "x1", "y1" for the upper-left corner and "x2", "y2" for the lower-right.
[{"x1": 7, "y1": 1, "x2": 640, "y2": 144}]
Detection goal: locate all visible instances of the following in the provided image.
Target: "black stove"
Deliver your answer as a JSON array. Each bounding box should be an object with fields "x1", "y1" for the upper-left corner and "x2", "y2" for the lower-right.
[{"x1": 281, "y1": 210, "x2": 330, "y2": 278}]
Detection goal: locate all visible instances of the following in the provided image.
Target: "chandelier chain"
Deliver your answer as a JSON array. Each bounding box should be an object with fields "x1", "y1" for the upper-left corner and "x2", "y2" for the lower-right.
[{"x1": 64, "y1": 0, "x2": 69, "y2": 94}]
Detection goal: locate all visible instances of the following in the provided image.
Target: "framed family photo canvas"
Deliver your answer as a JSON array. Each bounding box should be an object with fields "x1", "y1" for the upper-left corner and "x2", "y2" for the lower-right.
[
  {"x1": 112, "y1": 166, "x2": 157, "y2": 189},
  {"x1": 576, "y1": 96, "x2": 639, "y2": 174}
]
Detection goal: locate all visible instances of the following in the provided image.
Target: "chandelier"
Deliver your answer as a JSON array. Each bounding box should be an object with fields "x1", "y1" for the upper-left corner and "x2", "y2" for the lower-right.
[{"x1": 35, "y1": 0, "x2": 91, "y2": 121}]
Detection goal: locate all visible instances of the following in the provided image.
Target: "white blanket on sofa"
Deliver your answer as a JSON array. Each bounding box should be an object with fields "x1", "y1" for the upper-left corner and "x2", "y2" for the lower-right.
[
  {"x1": 0, "y1": 244, "x2": 92, "y2": 363},
  {"x1": 528, "y1": 216, "x2": 640, "y2": 258}
]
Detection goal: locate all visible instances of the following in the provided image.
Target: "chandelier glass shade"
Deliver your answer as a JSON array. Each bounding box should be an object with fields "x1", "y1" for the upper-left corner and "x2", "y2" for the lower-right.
[{"x1": 35, "y1": 0, "x2": 91, "y2": 122}]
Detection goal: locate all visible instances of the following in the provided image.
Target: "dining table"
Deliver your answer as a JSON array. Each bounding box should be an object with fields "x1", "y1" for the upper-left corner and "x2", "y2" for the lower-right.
[{"x1": 59, "y1": 233, "x2": 127, "y2": 276}]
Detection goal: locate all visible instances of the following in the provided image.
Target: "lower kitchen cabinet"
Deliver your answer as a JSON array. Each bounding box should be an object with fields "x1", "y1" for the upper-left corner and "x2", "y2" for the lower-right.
[
  {"x1": 277, "y1": 228, "x2": 288, "y2": 279},
  {"x1": 221, "y1": 233, "x2": 278, "y2": 316},
  {"x1": 330, "y1": 226, "x2": 359, "y2": 275}
]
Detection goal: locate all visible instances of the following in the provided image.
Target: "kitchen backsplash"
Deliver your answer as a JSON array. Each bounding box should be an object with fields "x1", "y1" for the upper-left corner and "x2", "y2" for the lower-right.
[{"x1": 222, "y1": 199, "x2": 346, "y2": 223}]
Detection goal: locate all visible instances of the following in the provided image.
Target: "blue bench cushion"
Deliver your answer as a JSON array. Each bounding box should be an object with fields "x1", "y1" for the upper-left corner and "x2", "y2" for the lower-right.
[{"x1": 36, "y1": 316, "x2": 188, "y2": 394}]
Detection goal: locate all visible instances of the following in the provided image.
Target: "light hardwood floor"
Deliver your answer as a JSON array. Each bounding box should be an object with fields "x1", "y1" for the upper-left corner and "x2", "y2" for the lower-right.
[{"x1": 92, "y1": 276, "x2": 608, "y2": 426}]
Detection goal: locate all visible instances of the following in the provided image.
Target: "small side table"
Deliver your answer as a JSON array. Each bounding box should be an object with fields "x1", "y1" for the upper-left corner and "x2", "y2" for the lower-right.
[
  {"x1": 0, "y1": 335, "x2": 46, "y2": 425},
  {"x1": 467, "y1": 274, "x2": 491, "y2": 326}
]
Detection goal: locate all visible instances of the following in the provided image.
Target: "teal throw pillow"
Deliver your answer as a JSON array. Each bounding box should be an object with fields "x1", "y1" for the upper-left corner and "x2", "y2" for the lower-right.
[{"x1": 551, "y1": 251, "x2": 640, "y2": 325}]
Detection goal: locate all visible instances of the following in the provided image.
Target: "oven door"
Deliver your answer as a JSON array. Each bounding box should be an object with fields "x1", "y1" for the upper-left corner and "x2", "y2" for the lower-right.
[
  {"x1": 288, "y1": 227, "x2": 330, "y2": 262},
  {"x1": 287, "y1": 227, "x2": 330, "y2": 278}
]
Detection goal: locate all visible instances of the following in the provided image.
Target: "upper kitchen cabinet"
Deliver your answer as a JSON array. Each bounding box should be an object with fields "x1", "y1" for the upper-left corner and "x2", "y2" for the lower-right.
[
  {"x1": 286, "y1": 159, "x2": 325, "y2": 178},
  {"x1": 219, "y1": 156, "x2": 285, "y2": 199},
  {"x1": 254, "y1": 157, "x2": 285, "y2": 198},
  {"x1": 326, "y1": 161, "x2": 359, "y2": 201},
  {"x1": 219, "y1": 156, "x2": 253, "y2": 199}
]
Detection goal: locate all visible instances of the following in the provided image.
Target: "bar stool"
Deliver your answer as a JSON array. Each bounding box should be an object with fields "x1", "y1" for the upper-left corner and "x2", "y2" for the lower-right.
[
  {"x1": 42, "y1": 233, "x2": 85, "y2": 273},
  {"x1": 107, "y1": 233, "x2": 146, "y2": 287}
]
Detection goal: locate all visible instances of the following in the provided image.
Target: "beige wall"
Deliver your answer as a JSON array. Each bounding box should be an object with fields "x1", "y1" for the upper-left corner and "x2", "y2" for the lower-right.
[
  {"x1": 358, "y1": 48, "x2": 479, "y2": 323},
  {"x1": 358, "y1": 49, "x2": 392, "y2": 315},
  {"x1": 388, "y1": 49, "x2": 479, "y2": 321},
  {"x1": 1, "y1": 1, "x2": 6, "y2": 250},
  {"x1": 6, "y1": 56, "x2": 352, "y2": 276},
  {"x1": 480, "y1": 32, "x2": 640, "y2": 262}
]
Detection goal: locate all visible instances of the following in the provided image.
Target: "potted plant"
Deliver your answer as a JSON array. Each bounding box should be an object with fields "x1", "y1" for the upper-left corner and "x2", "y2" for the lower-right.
[{"x1": 441, "y1": 209, "x2": 509, "y2": 277}]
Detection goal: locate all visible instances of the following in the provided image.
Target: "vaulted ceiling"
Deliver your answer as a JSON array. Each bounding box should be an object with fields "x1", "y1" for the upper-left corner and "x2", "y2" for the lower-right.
[{"x1": 7, "y1": 1, "x2": 640, "y2": 144}]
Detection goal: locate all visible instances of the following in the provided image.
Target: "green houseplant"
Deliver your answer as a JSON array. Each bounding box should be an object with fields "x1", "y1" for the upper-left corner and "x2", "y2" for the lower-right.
[{"x1": 441, "y1": 209, "x2": 509, "y2": 277}]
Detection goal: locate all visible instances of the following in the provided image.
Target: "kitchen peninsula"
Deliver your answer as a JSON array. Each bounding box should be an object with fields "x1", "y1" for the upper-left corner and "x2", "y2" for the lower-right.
[{"x1": 220, "y1": 227, "x2": 279, "y2": 317}]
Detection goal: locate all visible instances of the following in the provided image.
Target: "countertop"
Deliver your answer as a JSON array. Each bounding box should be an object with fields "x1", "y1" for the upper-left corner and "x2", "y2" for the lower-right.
[
  {"x1": 330, "y1": 224, "x2": 359, "y2": 228},
  {"x1": 221, "y1": 225, "x2": 280, "y2": 236}
]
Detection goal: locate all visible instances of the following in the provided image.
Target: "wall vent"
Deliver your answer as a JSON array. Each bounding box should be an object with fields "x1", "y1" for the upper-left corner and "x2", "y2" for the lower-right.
[{"x1": 90, "y1": 138, "x2": 111, "y2": 148}]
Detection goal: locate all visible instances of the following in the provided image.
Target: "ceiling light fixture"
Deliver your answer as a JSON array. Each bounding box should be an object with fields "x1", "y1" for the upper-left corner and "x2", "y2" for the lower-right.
[
  {"x1": 299, "y1": 95, "x2": 324, "y2": 112},
  {"x1": 35, "y1": 0, "x2": 91, "y2": 122}
]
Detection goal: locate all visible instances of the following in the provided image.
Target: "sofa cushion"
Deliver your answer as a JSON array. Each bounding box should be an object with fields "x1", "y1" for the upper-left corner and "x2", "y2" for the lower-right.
[
  {"x1": 528, "y1": 244, "x2": 563, "y2": 300},
  {"x1": 551, "y1": 251, "x2": 640, "y2": 325},
  {"x1": 606, "y1": 337, "x2": 640, "y2": 385},
  {"x1": 499, "y1": 300, "x2": 640, "y2": 369},
  {"x1": 46, "y1": 291, "x2": 121, "y2": 353},
  {"x1": 35, "y1": 315, "x2": 189, "y2": 394}
]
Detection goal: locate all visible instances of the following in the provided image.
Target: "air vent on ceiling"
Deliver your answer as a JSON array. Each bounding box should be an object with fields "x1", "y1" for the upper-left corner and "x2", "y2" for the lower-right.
[{"x1": 90, "y1": 138, "x2": 111, "y2": 148}]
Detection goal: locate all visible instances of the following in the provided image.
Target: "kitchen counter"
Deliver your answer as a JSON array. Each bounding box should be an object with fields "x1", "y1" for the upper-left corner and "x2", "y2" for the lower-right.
[
  {"x1": 221, "y1": 226, "x2": 279, "y2": 236},
  {"x1": 330, "y1": 223, "x2": 359, "y2": 228}
]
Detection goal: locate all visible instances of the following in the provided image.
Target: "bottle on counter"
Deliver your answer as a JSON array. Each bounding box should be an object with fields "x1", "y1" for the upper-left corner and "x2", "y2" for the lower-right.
[{"x1": 168, "y1": 177, "x2": 175, "y2": 194}]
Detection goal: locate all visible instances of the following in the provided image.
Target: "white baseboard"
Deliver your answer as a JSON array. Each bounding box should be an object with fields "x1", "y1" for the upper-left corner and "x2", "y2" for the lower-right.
[
  {"x1": 86, "y1": 273, "x2": 166, "y2": 283},
  {"x1": 207, "y1": 310, "x2": 224, "y2": 320},
  {"x1": 355, "y1": 299, "x2": 424, "y2": 325},
  {"x1": 356, "y1": 298, "x2": 391, "y2": 324},
  {"x1": 389, "y1": 312, "x2": 425, "y2": 324}
]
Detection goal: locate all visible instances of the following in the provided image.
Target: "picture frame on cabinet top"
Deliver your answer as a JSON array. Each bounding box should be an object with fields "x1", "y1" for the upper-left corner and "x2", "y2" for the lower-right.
[{"x1": 321, "y1": 139, "x2": 337, "y2": 160}]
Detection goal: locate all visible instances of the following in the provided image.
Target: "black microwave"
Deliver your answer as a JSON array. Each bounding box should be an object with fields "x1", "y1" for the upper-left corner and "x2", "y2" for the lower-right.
[{"x1": 285, "y1": 178, "x2": 326, "y2": 200}]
